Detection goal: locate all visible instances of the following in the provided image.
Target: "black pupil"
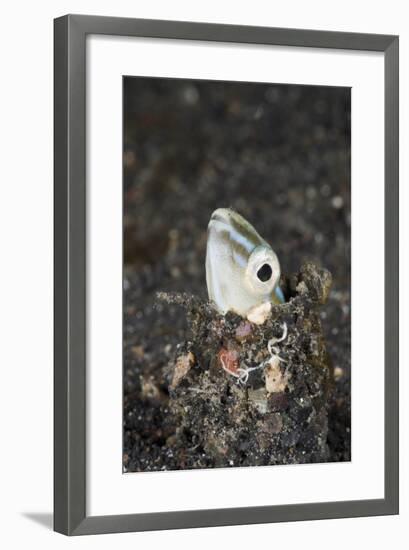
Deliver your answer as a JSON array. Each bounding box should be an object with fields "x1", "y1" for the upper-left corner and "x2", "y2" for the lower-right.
[{"x1": 257, "y1": 264, "x2": 272, "y2": 282}]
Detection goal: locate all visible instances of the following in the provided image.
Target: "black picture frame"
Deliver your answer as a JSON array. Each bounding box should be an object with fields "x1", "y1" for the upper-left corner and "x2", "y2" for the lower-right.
[{"x1": 54, "y1": 14, "x2": 399, "y2": 535}]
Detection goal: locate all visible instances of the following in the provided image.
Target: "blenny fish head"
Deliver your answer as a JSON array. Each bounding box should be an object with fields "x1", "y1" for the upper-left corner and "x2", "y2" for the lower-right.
[{"x1": 206, "y1": 208, "x2": 284, "y2": 316}]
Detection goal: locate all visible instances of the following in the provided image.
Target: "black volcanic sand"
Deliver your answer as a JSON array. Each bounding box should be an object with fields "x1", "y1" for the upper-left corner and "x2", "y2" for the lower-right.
[{"x1": 123, "y1": 78, "x2": 351, "y2": 472}]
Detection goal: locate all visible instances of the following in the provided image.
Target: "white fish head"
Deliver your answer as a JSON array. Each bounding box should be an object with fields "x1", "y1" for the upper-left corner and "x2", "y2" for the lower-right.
[{"x1": 206, "y1": 208, "x2": 283, "y2": 316}]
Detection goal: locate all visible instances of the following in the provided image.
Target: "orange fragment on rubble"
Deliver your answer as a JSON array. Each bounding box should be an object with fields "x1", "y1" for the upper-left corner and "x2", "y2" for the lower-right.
[{"x1": 218, "y1": 347, "x2": 240, "y2": 376}]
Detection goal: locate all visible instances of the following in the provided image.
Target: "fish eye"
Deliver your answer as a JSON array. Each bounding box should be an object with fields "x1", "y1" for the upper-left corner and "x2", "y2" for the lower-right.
[{"x1": 256, "y1": 263, "x2": 272, "y2": 282}]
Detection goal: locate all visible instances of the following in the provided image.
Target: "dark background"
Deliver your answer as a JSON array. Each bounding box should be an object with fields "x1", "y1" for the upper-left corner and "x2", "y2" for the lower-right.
[{"x1": 123, "y1": 77, "x2": 351, "y2": 471}]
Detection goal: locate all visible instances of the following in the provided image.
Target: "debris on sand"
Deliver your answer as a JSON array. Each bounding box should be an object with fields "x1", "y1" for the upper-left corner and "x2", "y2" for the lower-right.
[
  {"x1": 157, "y1": 261, "x2": 334, "y2": 468},
  {"x1": 170, "y1": 351, "x2": 195, "y2": 390}
]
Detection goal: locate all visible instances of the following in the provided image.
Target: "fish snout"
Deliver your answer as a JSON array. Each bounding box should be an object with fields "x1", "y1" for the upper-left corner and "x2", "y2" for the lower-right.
[{"x1": 209, "y1": 208, "x2": 233, "y2": 227}]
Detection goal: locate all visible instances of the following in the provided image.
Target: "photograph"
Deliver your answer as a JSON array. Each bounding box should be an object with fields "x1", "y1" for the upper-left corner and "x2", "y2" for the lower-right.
[
  {"x1": 1, "y1": 1, "x2": 402, "y2": 542},
  {"x1": 122, "y1": 76, "x2": 351, "y2": 473}
]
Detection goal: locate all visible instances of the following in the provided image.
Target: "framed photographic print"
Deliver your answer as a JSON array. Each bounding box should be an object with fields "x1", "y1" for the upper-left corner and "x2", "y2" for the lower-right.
[{"x1": 54, "y1": 14, "x2": 399, "y2": 535}]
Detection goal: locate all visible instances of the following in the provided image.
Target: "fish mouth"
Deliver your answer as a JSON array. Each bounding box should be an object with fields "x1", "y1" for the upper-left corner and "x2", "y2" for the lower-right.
[{"x1": 209, "y1": 208, "x2": 234, "y2": 231}]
